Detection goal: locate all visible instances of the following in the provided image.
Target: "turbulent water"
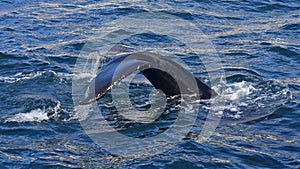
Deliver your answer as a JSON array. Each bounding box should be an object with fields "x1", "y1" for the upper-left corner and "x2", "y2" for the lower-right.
[{"x1": 0, "y1": 0, "x2": 299, "y2": 168}]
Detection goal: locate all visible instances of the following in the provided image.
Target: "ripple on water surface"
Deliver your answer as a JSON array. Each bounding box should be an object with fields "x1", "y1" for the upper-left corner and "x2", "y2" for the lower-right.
[{"x1": 0, "y1": 0, "x2": 299, "y2": 168}]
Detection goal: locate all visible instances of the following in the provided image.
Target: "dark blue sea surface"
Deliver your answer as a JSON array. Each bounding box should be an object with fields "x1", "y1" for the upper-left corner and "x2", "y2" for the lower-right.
[{"x1": 0, "y1": 0, "x2": 299, "y2": 168}]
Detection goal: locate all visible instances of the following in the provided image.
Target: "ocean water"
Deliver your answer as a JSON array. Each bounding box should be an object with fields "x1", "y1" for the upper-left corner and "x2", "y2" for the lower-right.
[{"x1": 0, "y1": 0, "x2": 299, "y2": 168}]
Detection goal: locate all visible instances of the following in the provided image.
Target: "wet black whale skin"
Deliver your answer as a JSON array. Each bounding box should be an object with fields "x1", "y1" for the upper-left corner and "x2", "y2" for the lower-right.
[{"x1": 79, "y1": 52, "x2": 217, "y2": 105}]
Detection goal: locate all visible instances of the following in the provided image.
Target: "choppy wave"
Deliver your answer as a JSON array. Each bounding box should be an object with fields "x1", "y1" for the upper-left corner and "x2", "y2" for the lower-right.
[
  {"x1": 215, "y1": 78, "x2": 290, "y2": 123},
  {"x1": 0, "y1": 0, "x2": 30, "y2": 15},
  {"x1": 0, "y1": 0, "x2": 299, "y2": 168},
  {"x1": 5, "y1": 108, "x2": 51, "y2": 123},
  {"x1": 85, "y1": 73, "x2": 291, "y2": 129},
  {"x1": 0, "y1": 70, "x2": 72, "y2": 84},
  {"x1": 4, "y1": 97, "x2": 62, "y2": 123}
]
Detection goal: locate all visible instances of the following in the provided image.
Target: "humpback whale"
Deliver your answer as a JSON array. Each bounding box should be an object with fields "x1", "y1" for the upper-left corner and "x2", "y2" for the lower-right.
[{"x1": 79, "y1": 46, "x2": 217, "y2": 105}]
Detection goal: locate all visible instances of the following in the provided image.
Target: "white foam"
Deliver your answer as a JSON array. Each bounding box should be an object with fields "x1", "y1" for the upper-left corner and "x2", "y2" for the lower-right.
[
  {"x1": 5, "y1": 108, "x2": 49, "y2": 123},
  {"x1": 230, "y1": 107, "x2": 238, "y2": 112},
  {"x1": 5, "y1": 101, "x2": 62, "y2": 123},
  {"x1": 0, "y1": 71, "x2": 44, "y2": 83},
  {"x1": 0, "y1": 71, "x2": 72, "y2": 83},
  {"x1": 209, "y1": 80, "x2": 259, "y2": 119},
  {"x1": 223, "y1": 81, "x2": 256, "y2": 101}
]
